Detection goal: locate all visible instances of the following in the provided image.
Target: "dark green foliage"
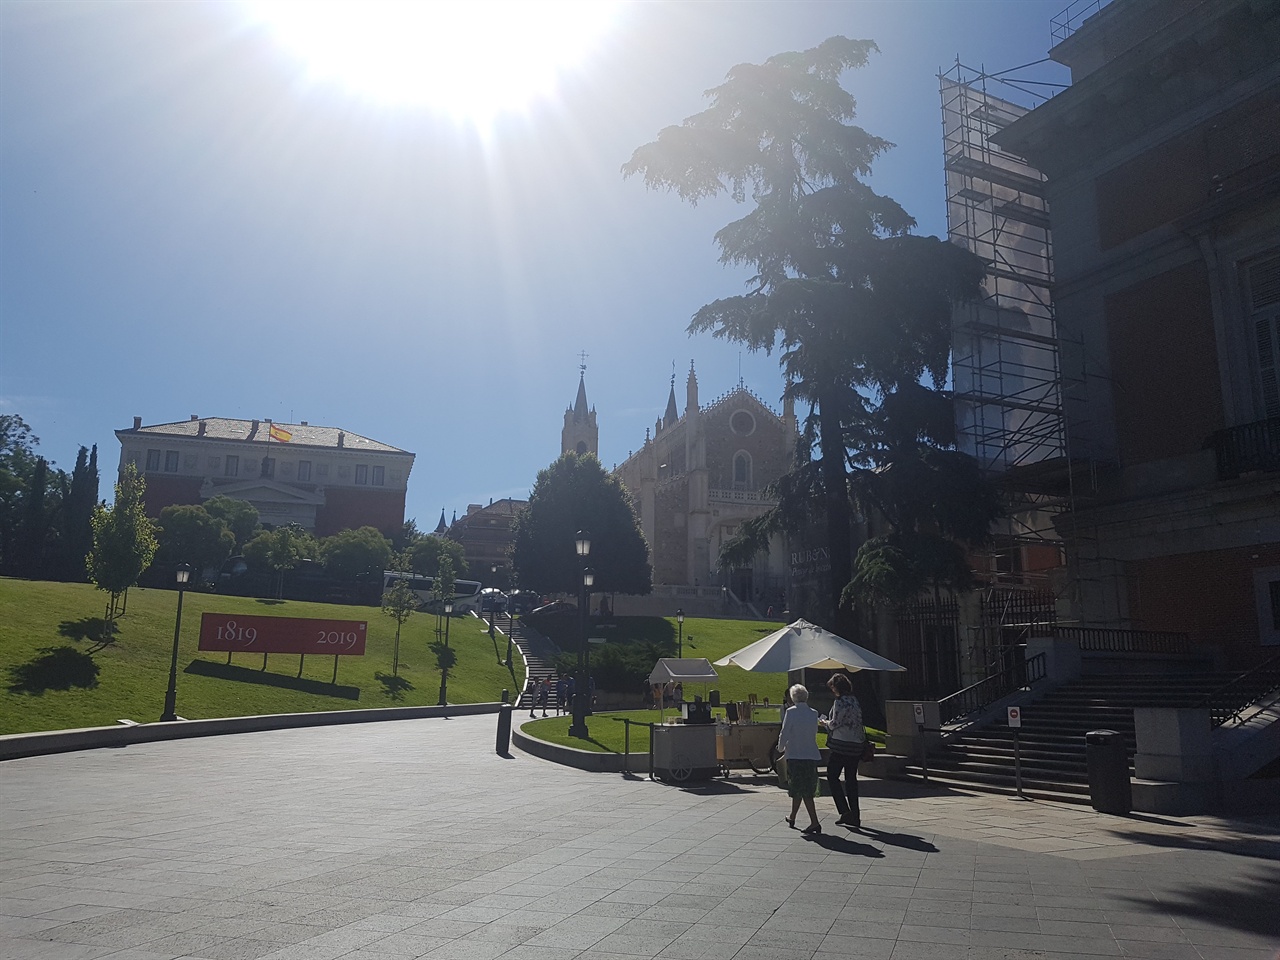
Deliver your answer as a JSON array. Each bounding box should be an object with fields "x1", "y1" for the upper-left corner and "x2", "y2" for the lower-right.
[
  {"x1": 0, "y1": 414, "x2": 40, "y2": 573},
  {"x1": 243, "y1": 524, "x2": 317, "y2": 598},
  {"x1": 320, "y1": 526, "x2": 392, "y2": 581},
  {"x1": 54, "y1": 445, "x2": 98, "y2": 582},
  {"x1": 88, "y1": 464, "x2": 158, "y2": 630},
  {"x1": 203, "y1": 496, "x2": 259, "y2": 551},
  {"x1": 410, "y1": 534, "x2": 469, "y2": 579},
  {"x1": 155, "y1": 504, "x2": 236, "y2": 576},
  {"x1": 625, "y1": 37, "x2": 992, "y2": 628},
  {"x1": 512, "y1": 454, "x2": 651, "y2": 596}
]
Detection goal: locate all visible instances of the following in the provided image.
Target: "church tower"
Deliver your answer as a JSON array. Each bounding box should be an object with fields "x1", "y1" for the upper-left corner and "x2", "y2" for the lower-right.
[{"x1": 562, "y1": 360, "x2": 598, "y2": 457}]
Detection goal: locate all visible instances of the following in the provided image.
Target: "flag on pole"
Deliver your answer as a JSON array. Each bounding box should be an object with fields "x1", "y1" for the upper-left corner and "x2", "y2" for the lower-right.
[{"x1": 269, "y1": 423, "x2": 292, "y2": 443}]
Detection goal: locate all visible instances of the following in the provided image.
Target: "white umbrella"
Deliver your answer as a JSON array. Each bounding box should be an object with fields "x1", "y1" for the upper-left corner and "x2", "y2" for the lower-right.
[{"x1": 714, "y1": 619, "x2": 906, "y2": 673}]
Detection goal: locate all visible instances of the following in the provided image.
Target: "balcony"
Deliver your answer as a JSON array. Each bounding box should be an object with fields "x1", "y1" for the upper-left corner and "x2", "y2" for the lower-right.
[{"x1": 1209, "y1": 416, "x2": 1280, "y2": 480}]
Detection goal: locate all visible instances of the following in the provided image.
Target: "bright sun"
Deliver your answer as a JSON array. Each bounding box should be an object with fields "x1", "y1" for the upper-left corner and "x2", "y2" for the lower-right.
[{"x1": 247, "y1": 1, "x2": 620, "y2": 121}]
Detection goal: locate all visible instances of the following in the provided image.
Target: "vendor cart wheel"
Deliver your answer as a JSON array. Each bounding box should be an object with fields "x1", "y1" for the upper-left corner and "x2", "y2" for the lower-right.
[
  {"x1": 667, "y1": 754, "x2": 693, "y2": 783},
  {"x1": 749, "y1": 756, "x2": 772, "y2": 775}
]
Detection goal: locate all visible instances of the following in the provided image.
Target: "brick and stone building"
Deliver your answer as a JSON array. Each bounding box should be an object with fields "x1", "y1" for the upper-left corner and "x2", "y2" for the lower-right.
[
  {"x1": 115, "y1": 416, "x2": 414, "y2": 539},
  {"x1": 993, "y1": 0, "x2": 1280, "y2": 661},
  {"x1": 612, "y1": 365, "x2": 797, "y2": 605}
]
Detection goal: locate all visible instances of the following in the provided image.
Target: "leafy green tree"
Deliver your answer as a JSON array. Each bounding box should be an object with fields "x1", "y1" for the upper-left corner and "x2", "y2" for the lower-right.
[
  {"x1": 320, "y1": 526, "x2": 392, "y2": 581},
  {"x1": 845, "y1": 382, "x2": 1001, "y2": 607},
  {"x1": 54, "y1": 445, "x2": 98, "y2": 582},
  {"x1": 410, "y1": 534, "x2": 469, "y2": 580},
  {"x1": 624, "y1": 37, "x2": 987, "y2": 631},
  {"x1": 0, "y1": 415, "x2": 41, "y2": 574},
  {"x1": 88, "y1": 464, "x2": 158, "y2": 633},
  {"x1": 243, "y1": 524, "x2": 316, "y2": 598},
  {"x1": 381, "y1": 552, "x2": 417, "y2": 676},
  {"x1": 15, "y1": 455, "x2": 52, "y2": 578},
  {"x1": 203, "y1": 496, "x2": 259, "y2": 551},
  {"x1": 512, "y1": 453, "x2": 651, "y2": 597},
  {"x1": 155, "y1": 504, "x2": 236, "y2": 576}
]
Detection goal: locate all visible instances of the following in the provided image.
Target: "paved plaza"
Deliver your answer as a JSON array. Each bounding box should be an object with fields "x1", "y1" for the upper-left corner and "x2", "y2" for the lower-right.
[{"x1": 2, "y1": 714, "x2": 1278, "y2": 960}]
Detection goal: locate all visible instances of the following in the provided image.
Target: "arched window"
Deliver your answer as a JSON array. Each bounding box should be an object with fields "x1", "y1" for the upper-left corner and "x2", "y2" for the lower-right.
[
  {"x1": 733, "y1": 451, "x2": 751, "y2": 490},
  {"x1": 576, "y1": 441, "x2": 588, "y2": 455}
]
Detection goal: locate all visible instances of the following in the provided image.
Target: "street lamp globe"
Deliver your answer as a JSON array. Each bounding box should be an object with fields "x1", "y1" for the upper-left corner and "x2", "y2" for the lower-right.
[
  {"x1": 176, "y1": 563, "x2": 192, "y2": 586},
  {"x1": 575, "y1": 530, "x2": 591, "y2": 557},
  {"x1": 583, "y1": 567, "x2": 594, "y2": 589}
]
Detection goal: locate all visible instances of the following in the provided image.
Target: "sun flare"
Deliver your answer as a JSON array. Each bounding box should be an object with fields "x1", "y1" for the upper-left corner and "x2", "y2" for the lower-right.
[{"x1": 247, "y1": 0, "x2": 619, "y2": 121}]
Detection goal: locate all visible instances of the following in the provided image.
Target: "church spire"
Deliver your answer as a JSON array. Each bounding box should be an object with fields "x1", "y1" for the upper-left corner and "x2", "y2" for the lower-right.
[
  {"x1": 434, "y1": 508, "x2": 448, "y2": 535},
  {"x1": 562, "y1": 352, "x2": 599, "y2": 458},
  {"x1": 663, "y1": 362, "x2": 679, "y2": 428}
]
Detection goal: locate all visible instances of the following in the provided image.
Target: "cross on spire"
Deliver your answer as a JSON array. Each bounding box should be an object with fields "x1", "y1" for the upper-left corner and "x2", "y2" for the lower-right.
[{"x1": 578, "y1": 350, "x2": 588, "y2": 375}]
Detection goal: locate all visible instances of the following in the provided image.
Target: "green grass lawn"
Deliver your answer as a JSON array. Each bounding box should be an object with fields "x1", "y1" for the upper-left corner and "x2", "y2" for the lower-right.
[
  {"x1": 522, "y1": 709, "x2": 887, "y2": 755},
  {"x1": 0, "y1": 577, "x2": 524, "y2": 736}
]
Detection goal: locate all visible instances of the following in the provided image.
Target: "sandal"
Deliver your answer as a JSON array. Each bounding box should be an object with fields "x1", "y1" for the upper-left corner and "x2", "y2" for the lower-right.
[{"x1": 801, "y1": 823, "x2": 822, "y2": 835}]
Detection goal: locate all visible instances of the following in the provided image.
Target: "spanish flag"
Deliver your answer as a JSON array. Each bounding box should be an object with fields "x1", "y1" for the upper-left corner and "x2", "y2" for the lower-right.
[{"x1": 269, "y1": 423, "x2": 292, "y2": 443}]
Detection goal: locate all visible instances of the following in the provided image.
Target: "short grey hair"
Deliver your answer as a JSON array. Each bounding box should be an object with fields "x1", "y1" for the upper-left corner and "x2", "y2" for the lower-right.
[{"x1": 789, "y1": 684, "x2": 809, "y2": 703}]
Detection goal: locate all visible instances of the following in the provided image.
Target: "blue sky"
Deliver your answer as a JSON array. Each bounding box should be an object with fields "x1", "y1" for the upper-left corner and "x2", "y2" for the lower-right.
[{"x1": 0, "y1": 1, "x2": 1076, "y2": 529}]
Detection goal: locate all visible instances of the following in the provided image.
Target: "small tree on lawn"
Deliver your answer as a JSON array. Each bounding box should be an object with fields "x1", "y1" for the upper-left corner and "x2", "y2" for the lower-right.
[
  {"x1": 244, "y1": 524, "x2": 315, "y2": 599},
  {"x1": 381, "y1": 551, "x2": 417, "y2": 676},
  {"x1": 88, "y1": 464, "x2": 158, "y2": 636}
]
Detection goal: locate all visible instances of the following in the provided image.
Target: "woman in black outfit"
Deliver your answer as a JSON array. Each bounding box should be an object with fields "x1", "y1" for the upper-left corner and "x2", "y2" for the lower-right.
[{"x1": 819, "y1": 672, "x2": 865, "y2": 828}]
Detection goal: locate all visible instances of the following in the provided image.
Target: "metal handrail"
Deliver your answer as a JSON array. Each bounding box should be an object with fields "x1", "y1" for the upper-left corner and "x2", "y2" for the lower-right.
[
  {"x1": 1198, "y1": 653, "x2": 1280, "y2": 727},
  {"x1": 937, "y1": 653, "x2": 1047, "y2": 726},
  {"x1": 1055, "y1": 626, "x2": 1197, "y2": 655}
]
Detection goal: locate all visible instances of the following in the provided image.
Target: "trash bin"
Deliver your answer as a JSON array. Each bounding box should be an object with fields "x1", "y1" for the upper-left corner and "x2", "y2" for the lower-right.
[{"x1": 1085, "y1": 729, "x2": 1131, "y2": 814}]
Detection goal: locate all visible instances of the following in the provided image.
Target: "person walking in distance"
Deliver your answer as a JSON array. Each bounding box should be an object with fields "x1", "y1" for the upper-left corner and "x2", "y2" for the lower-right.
[
  {"x1": 819, "y1": 672, "x2": 866, "y2": 828},
  {"x1": 777, "y1": 684, "x2": 823, "y2": 835}
]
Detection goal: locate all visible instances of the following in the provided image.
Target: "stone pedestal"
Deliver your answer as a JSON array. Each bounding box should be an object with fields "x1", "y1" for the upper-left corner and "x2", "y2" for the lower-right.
[{"x1": 885, "y1": 700, "x2": 942, "y2": 756}]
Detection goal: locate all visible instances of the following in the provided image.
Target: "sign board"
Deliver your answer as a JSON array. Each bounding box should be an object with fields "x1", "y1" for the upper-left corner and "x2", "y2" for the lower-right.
[
  {"x1": 1007, "y1": 706, "x2": 1022, "y2": 728},
  {"x1": 587, "y1": 637, "x2": 607, "y2": 644},
  {"x1": 912, "y1": 702, "x2": 925, "y2": 725},
  {"x1": 199, "y1": 613, "x2": 367, "y2": 656}
]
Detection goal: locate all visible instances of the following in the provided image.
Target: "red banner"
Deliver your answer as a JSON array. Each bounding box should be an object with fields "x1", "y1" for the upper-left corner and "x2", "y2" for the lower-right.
[{"x1": 198, "y1": 613, "x2": 367, "y2": 656}]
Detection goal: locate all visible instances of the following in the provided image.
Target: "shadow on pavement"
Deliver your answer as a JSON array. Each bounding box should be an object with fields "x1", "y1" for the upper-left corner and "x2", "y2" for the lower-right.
[
  {"x1": 1118, "y1": 863, "x2": 1280, "y2": 938},
  {"x1": 805, "y1": 832, "x2": 886, "y2": 857},
  {"x1": 855, "y1": 825, "x2": 940, "y2": 853}
]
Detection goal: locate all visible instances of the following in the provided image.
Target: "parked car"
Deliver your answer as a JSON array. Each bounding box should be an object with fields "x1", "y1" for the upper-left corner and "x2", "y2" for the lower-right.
[
  {"x1": 478, "y1": 588, "x2": 509, "y2": 613},
  {"x1": 529, "y1": 600, "x2": 577, "y2": 617}
]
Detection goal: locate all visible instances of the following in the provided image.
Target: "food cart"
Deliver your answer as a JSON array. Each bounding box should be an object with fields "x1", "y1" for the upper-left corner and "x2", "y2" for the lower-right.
[
  {"x1": 647, "y1": 658, "x2": 720, "y2": 783},
  {"x1": 715, "y1": 713, "x2": 782, "y2": 775}
]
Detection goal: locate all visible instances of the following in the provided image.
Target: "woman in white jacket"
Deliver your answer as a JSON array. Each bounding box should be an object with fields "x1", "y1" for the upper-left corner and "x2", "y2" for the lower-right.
[{"x1": 777, "y1": 683, "x2": 823, "y2": 834}]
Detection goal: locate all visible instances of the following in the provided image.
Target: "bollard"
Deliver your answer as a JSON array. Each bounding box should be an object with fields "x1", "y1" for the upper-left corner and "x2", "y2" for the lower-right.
[{"x1": 496, "y1": 703, "x2": 513, "y2": 756}]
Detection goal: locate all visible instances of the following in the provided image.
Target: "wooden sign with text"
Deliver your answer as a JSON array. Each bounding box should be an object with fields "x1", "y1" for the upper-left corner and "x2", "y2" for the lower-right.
[{"x1": 199, "y1": 613, "x2": 367, "y2": 656}]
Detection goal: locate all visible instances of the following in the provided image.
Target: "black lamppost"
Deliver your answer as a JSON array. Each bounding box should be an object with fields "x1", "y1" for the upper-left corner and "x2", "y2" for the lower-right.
[
  {"x1": 569, "y1": 530, "x2": 591, "y2": 738},
  {"x1": 438, "y1": 598, "x2": 454, "y2": 706},
  {"x1": 160, "y1": 563, "x2": 192, "y2": 722},
  {"x1": 505, "y1": 613, "x2": 516, "y2": 669},
  {"x1": 676, "y1": 608, "x2": 685, "y2": 658}
]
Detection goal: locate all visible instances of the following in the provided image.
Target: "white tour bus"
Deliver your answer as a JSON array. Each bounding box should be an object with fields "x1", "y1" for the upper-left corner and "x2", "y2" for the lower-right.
[{"x1": 382, "y1": 571, "x2": 484, "y2": 611}]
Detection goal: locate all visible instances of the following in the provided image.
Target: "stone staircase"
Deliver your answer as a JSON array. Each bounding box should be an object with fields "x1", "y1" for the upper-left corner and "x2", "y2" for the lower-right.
[
  {"x1": 900, "y1": 672, "x2": 1245, "y2": 803},
  {"x1": 495, "y1": 615, "x2": 561, "y2": 711}
]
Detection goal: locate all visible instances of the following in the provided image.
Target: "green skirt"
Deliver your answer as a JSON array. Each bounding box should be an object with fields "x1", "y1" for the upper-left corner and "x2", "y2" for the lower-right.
[{"x1": 786, "y1": 759, "x2": 819, "y2": 799}]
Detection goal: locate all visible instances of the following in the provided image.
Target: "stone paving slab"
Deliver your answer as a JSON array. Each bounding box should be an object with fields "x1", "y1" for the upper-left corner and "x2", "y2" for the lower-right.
[{"x1": 1, "y1": 715, "x2": 1277, "y2": 960}]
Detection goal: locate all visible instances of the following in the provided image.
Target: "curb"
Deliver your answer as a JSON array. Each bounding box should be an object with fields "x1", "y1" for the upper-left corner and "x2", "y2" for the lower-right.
[
  {"x1": 0, "y1": 702, "x2": 502, "y2": 762},
  {"x1": 512, "y1": 720, "x2": 650, "y2": 773}
]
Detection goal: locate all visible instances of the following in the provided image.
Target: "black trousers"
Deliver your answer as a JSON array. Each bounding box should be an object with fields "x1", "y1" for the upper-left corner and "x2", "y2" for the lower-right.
[{"x1": 826, "y1": 749, "x2": 860, "y2": 822}]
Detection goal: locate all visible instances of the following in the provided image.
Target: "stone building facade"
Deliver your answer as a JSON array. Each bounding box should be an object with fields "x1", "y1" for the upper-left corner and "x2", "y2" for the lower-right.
[
  {"x1": 115, "y1": 415, "x2": 413, "y2": 539},
  {"x1": 612, "y1": 365, "x2": 797, "y2": 605}
]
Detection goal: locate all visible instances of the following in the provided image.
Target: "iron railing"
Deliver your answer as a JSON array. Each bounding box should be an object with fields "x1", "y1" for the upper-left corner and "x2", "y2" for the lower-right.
[
  {"x1": 937, "y1": 652, "x2": 1047, "y2": 726},
  {"x1": 1055, "y1": 626, "x2": 1197, "y2": 655},
  {"x1": 1209, "y1": 416, "x2": 1280, "y2": 480},
  {"x1": 1199, "y1": 654, "x2": 1280, "y2": 727}
]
